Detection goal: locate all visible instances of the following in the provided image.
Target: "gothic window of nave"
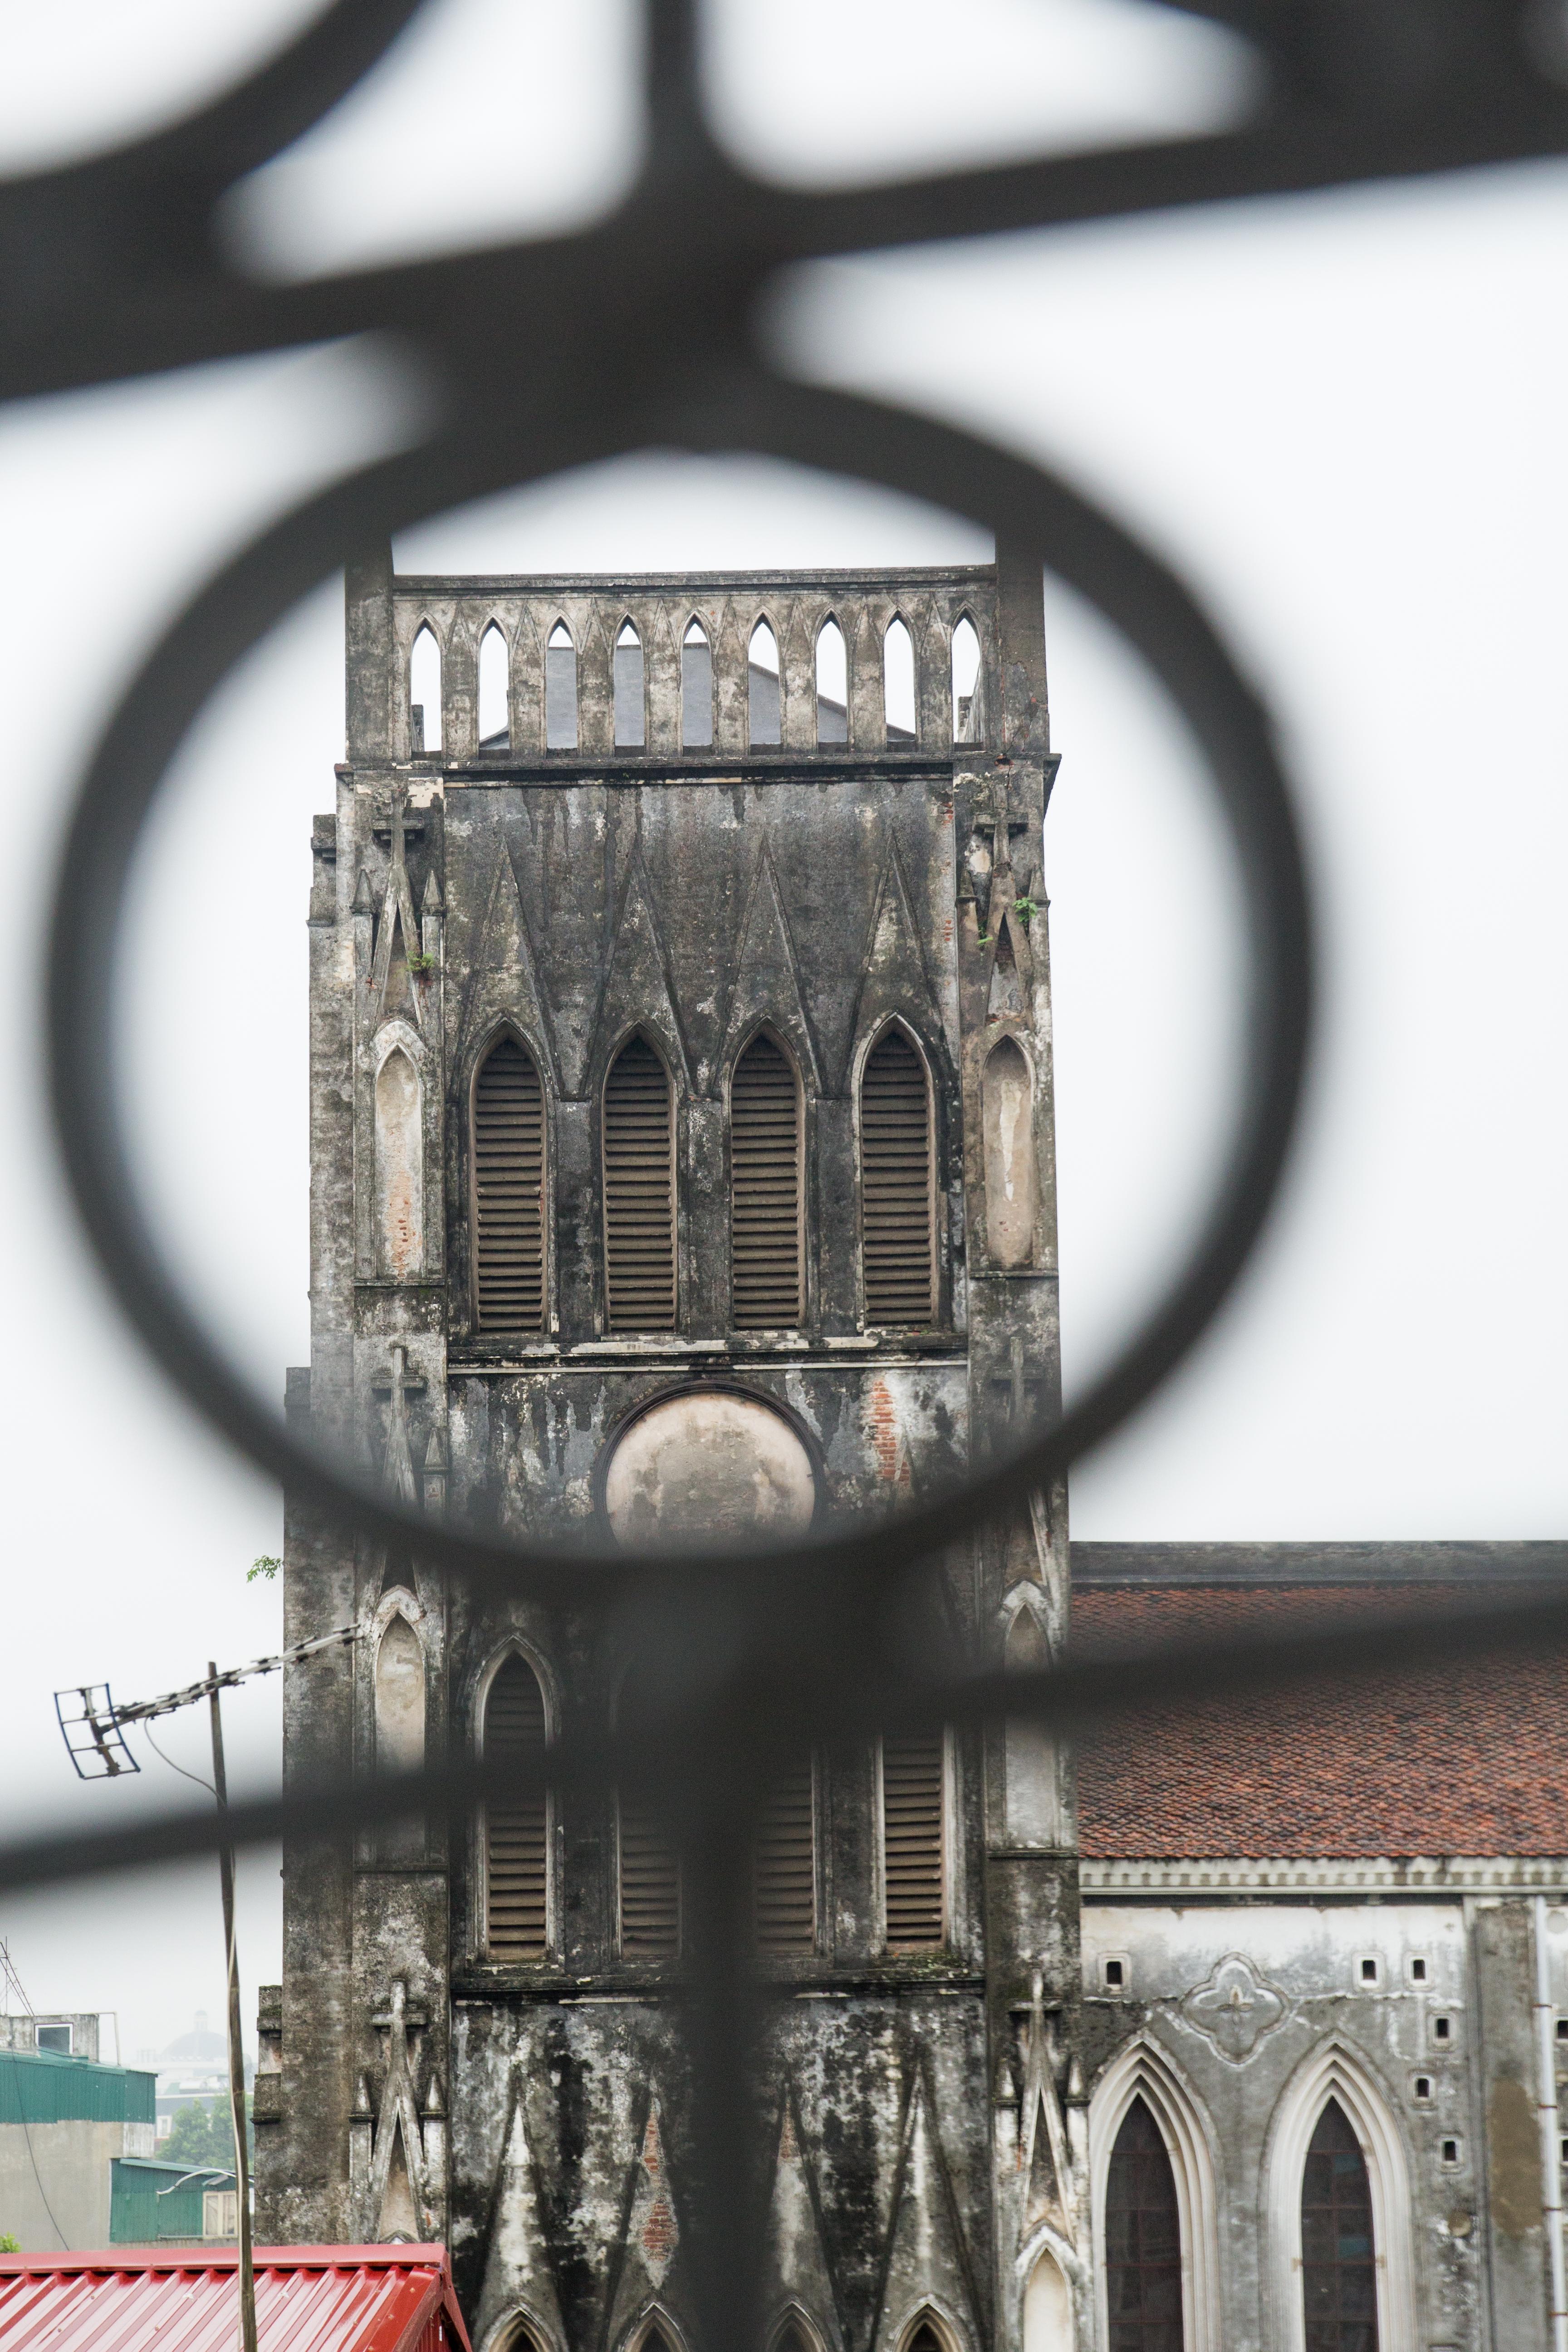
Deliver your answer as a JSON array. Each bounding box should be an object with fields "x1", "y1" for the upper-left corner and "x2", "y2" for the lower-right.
[
  {"x1": 1105, "y1": 2095, "x2": 1184, "y2": 2352},
  {"x1": 472, "y1": 1034, "x2": 546, "y2": 1331},
  {"x1": 1301, "y1": 2099, "x2": 1379, "y2": 2352}
]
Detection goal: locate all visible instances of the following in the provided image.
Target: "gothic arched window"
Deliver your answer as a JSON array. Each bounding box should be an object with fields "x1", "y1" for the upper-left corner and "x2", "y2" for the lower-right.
[
  {"x1": 682, "y1": 617, "x2": 713, "y2": 747},
  {"x1": 880, "y1": 1726, "x2": 946, "y2": 1950},
  {"x1": 1105, "y1": 2095, "x2": 1184, "y2": 2352},
  {"x1": 483, "y1": 1653, "x2": 549, "y2": 1961},
  {"x1": 617, "y1": 1791, "x2": 681, "y2": 1960},
  {"x1": 472, "y1": 1034, "x2": 545, "y2": 1332},
  {"x1": 478, "y1": 622, "x2": 509, "y2": 748},
  {"x1": 753, "y1": 1753, "x2": 815, "y2": 1955},
  {"x1": 410, "y1": 623, "x2": 441, "y2": 753},
  {"x1": 546, "y1": 619, "x2": 577, "y2": 749},
  {"x1": 375, "y1": 1048, "x2": 422, "y2": 1280},
  {"x1": 1301, "y1": 2100, "x2": 1379, "y2": 2352},
  {"x1": 615, "y1": 619, "x2": 645, "y2": 748},
  {"x1": 815, "y1": 616, "x2": 847, "y2": 745},
  {"x1": 730, "y1": 1032, "x2": 804, "y2": 1330},
  {"x1": 860, "y1": 1026, "x2": 936, "y2": 1327},
  {"x1": 884, "y1": 615, "x2": 916, "y2": 744},
  {"x1": 603, "y1": 1035, "x2": 676, "y2": 1333},
  {"x1": 951, "y1": 613, "x2": 982, "y2": 744},
  {"x1": 749, "y1": 618, "x2": 781, "y2": 747}
]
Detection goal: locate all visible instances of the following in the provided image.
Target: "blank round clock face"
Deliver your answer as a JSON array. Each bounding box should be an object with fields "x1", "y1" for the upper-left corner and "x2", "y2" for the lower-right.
[{"x1": 603, "y1": 1391, "x2": 817, "y2": 1550}]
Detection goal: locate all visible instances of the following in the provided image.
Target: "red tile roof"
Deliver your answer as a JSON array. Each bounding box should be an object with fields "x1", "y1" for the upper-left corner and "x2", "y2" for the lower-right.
[
  {"x1": 0, "y1": 2246, "x2": 471, "y2": 2352},
  {"x1": 1071, "y1": 1583, "x2": 1568, "y2": 1859}
]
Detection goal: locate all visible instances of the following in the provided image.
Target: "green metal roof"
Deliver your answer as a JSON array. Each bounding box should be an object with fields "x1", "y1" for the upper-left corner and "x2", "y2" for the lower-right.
[
  {"x1": 0, "y1": 2047, "x2": 156, "y2": 2125},
  {"x1": 110, "y1": 2155, "x2": 234, "y2": 2245}
]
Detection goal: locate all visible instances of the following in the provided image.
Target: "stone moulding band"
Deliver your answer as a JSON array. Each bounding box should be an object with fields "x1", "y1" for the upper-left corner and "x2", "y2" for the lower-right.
[{"x1": 1080, "y1": 1858, "x2": 1568, "y2": 1896}]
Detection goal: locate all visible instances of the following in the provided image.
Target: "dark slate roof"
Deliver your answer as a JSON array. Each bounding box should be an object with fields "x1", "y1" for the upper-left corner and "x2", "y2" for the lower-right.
[{"x1": 1068, "y1": 1545, "x2": 1568, "y2": 1859}]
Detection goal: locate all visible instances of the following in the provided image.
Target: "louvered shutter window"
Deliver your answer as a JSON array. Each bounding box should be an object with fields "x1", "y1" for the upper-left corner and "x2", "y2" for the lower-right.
[
  {"x1": 753, "y1": 1754, "x2": 816, "y2": 1954},
  {"x1": 618, "y1": 1794, "x2": 681, "y2": 1959},
  {"x1": 484, "y1": 1655, "x2": 549, "y2": 1959},
  {"x1": 604, "y1": 1036, "x2": 676, "y2": 1332},
  {"x1": 731, "y1": 1034, "x2": 804, "y2": 1329},
  {"x1": 860, "y1": 1027, "x2": 936, "y2": 1325},
  {"x1": 881, "y1": 1727, "x2": 946, "y2": 1949},
  {"x1": 473, "y1": 1036, "x2": 545, "y2": 1330}
]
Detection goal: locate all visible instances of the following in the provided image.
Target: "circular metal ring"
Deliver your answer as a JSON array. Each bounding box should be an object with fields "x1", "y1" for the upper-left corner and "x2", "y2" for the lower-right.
[{"x1": 46, "y1": 358, "x2": 1313, "y2": 1597}]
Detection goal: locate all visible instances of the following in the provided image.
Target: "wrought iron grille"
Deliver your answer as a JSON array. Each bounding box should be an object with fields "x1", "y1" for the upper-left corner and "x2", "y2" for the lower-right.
[{"x1": 8, "y1": 1, "x2": 1568, "y2": 2342}]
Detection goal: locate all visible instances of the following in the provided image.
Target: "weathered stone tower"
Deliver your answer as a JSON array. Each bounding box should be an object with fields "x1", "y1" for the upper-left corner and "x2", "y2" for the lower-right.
[{"x1": 257, "y1": 550, "x2": 1083, "y2": 2352}]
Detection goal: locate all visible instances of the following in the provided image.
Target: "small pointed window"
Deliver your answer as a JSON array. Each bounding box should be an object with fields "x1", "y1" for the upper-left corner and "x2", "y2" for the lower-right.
[
  {"x1": 682, "y1": 617, "x2": 713, "y2": 748},
  {"x1": 546, "y1": 620, "x2": 577, "y2": 750},
  {"x1": 815, "y1": 617, "x2": 847, "y2": 746},
  {"x1": 483, "y1": 1653, "x2": 549, "y2": 1960},
  {"x1": 376, "y1": 1613, "x2": 425, "y2": 1865},
  {"x1": 754, "y1": 1752, "x2": 816, "y2": 1955},
  {"x1": 749, "y1": 618, "x2": 781, "y2": 747},
  {"x1": 1302, "y1": 2100, "x2": 1378, "y2": 2351},
  {"x1": 730, "y1": 1032, "x2": 803, "y2": 1330},
  {"x1": 375, "y1": 1048, "x2": 422, "y2": 1281},
  {"x1": 880, "y1": 1726, "x2": 945, "y2": 1949},
  {"x1": 860, "y1": 1026, "x2": 936, "y2": 1326},
  {"x1": 478, "y1": 623, "x2": 509, "y2": 750},
  {"x1": 603, "y1": 1035, "x2": 676, "y2": 1333},
  {"x1": 614, "y1": 619, "x2": 645, "y2": 748},
  {"x1": 472, "y1": 1034, "x2": 545, "y2": 1331},
  {"x1": 410, "y1": 624, "x2": 441, "y2": 754},
  {"x1": 1105, "y1": 2097, "x2": 1185, "y2": 2350},
  {"x1": 951, "y1": 613, "x2": 982, "y2": 743},
  {"x1": 885, "y1": 615, "x2": 916, "y2": 745}
]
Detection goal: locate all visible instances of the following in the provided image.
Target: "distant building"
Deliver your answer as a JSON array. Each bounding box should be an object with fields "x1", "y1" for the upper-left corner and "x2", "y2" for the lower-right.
[
  {"x1": 139, "y1": 2012, "x2": 250, "y2": 2142},
  {"x1": 0, "y1": 2047, "x2": 155, "y2": 2250},
  {"x1": 0, "y1": 2016, "x2": 104, "y2": 2063},
  {"x1": 109, "y1": 2154, "x2": 236, "y2": 2245}
]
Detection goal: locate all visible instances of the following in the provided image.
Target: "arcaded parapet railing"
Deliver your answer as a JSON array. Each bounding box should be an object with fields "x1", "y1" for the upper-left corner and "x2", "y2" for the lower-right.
[{"x1": 387, "y1": 568, "x2": 1000, "y2": 764}]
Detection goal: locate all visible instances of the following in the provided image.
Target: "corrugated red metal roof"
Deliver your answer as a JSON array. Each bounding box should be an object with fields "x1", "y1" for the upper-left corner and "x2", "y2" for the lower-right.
[{"x1": 0, "y1": 2245, "x2": 472, "y2": 2352}]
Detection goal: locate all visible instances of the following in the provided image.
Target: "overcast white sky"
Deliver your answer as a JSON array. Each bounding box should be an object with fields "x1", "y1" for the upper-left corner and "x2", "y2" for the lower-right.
[{"x1": 4, "y1": 0, "x2": 1568, "y2": 2066}]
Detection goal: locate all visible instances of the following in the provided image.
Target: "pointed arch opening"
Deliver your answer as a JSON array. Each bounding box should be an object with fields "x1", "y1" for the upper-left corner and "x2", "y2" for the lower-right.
[
  {"x1": 753, "y1": 1750, "x2": 816, "y2": 1955},
  {"x1": 615, "y1": 618, "x2": 646, "y2": 748},
  {"x1": 884, "y1": 615, "x2": 916, "y2": 744},
  {"x1": 749, "y1": 618, "x2": 781, "y2": 747},
  {"x1": 1004, "y1": 1598, "x2": 1059, "y2": 1847},
  {"x1": 410, "y1": 624, "x2": 441, "y2": 754},
  {"x1": 376, "y1": 1612, "x2": 426, "y2": 1865},
  {"x1": 902, "y1": 2315, "x2": 952, "y2": 2352},
  {"x1": 730, "y1": 1029, "x2": 804, "y2": 1330},
  {"x1": 1090, "y1": 2042, "x2": 1220, "y2": 2352},
  {"x1": 682, "y1": 616, "x2": 713, "y2": 748},
  {"x1": 478, "y1": 622, "x2": 510, "y2": 749},
  {"x1": 951, "y1": 614, "x2": 982, "y2": 744},
  {"x1": 374, "y1": 1047, "x2": 423, "y2": 1280},
  {"x1": 879, "y1": 1725, "x2": 946, "y2": 1950},
  {"x1": 860, "y1": 1024, "x2": 936, "y2": 1327},
  {"x1": 1022, "y1": 2250, "x2": 1072, "y2": 2352},
  {"x1": 814, "y1": 616, "x2": 847, "y2": 745},
  {"x1": 603, "y1": 1034, "x2": 676, "y2": 1333},
  {"x1": 546, "y1": 619, "x2": 577, "y2": 749},
  {"x1": 482, "y1": 1651, "x2": 549, "y2": 1961},
  {"x1": 982, "y1": 1035, "x2": 1037, "y2": 1269},
  {"x1": 471, "y1": 1032, "x2": 545, "y2": 1332},
  {"x1": 1267, "y1": 2044, "x2": 1415, "y2": 2352},
  {"x1": 616, "y1": 1664, "x2": 681, "y2": 1961}
]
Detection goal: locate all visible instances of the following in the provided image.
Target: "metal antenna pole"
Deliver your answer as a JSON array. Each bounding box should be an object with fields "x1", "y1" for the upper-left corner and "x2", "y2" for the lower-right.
[{"x1": 208, "y1": 1664, "x2": 258, "y2": 2352}]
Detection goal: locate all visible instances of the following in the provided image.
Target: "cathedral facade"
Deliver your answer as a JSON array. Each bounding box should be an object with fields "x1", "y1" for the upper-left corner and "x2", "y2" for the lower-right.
[{"x1": 257, "y1": 549, "x2": 1568, "y2": 2352}]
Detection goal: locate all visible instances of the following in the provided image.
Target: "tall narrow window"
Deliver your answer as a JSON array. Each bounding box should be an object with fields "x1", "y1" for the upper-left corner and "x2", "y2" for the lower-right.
[
  {"x1": 483, "y1": 1654, "x2": 549, "y2": 1960},
  {"x1": 618, "y1": 1792, "x2": 681, "y2": 1960},
  {"x1": 546, "y1": 620, "x2": 577, "y2": 749},
  {"x1": 1302, "y1": 2101, "x2": 1379, "y2": 2352},
  {"x1": 885, "y1": 615, "x2": 916, "y2": 744},
  {"x1": 983, "y1": 1036, "x2": 1037, "y2": 1269},
  {"x1": 478, "y1": 623, "x2": 509, "y2": 749},
  {"x1": 410, "y1": 624, "x2": 441, "y2": 753},
  {"x1": 472, "y1": 1034, "x2": 545, "y2": 1331},
  {"x1": 376, "y1": 1614, "x2": 426, "y2": 1865},
  {"x1": 614, "y1": 619, "x2": 645, "y2": 747},
  {"x1": 753, "y1": 1753, "x2": 815, "y2": 1955},
  {"x1": 860, "y1": 1027, "x2": 936, "y2": 1326},
  {"x1": 730, "y1": 1032, "x2": 803, "y2": 1330},
  {"x1": 749, "y1": 618, "x2": 781, "y2": 746},
  {"x1": 951, "y1": 614, "x2": 982, "y2": 743},
  {"x1": 815, "y1": 616, "x2": 847, "y2": 745},
  {"x1": 881, "y1": 1726, "x2": 945, "y2": 1949},
  {"x1": 603, "y1": 1035, "x2": 676, "y2": 1333},
  {"x1": 1105, "y1": 2097, "x2": 1185, "y2": 2352},
  {"x1": 682, "y1": 616, "x2": 713, "y2": 747}
]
